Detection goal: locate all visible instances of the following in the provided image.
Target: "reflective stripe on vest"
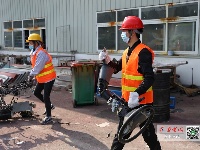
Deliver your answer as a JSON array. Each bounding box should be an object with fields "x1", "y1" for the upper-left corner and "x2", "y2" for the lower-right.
[
  {"x1": 31, "y1": 48, "x2": 56, "y2": 83},
  {"x1": 121, "y1": 43, "x2": 154, "y2": 104},
  {"x1": 37, "y1": 68, "x2": 55, "y2": 77},
  {"x1": 122, "y1": 86, "x2": 152, "y2": 92},
  {"x1": 44, "y1": 62, "x2": 53, "y2": 68},
  {"x1": 122, "y1": 73, "x2": 144, "y2": 80}
]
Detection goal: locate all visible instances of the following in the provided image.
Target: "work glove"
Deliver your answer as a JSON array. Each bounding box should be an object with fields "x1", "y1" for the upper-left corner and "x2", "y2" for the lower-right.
[
  {"x1": 28, "y1": 76, "x2": 37, "y2": 87},
  {"x1": 98, "y1": 47, "x2": 111, "y2": 64},
  {"x1": 128, "y1": 92, "x2": 140, "y2": 108},
  {"x1": 28, "y1": 75, "x2": 34, "y2": 82}
]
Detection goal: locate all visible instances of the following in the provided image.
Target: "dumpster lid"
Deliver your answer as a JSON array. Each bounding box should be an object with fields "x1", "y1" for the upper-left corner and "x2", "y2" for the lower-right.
[
  {"x1": 154, "y1": 68, "x2": 171, "y2": 73},
  {"x1": 71, "y1": 60, "x2": 96, "y2": 67}
]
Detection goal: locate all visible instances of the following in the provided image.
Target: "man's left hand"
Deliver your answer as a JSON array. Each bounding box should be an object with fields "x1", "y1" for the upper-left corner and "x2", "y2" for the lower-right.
[
  {"x1": 28, "y1": 75, "x2": 34, "y2": 82},
  {"x1": 128, "y1": 92, "x2": 140, "y2": 108}
]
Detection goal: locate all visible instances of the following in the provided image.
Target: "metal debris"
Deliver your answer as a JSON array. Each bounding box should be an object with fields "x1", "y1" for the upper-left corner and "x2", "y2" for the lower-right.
[
  {"x1": 107, "y1": 131, "x2": 112, "y2": 138},
  {"x1": 57, "y1": 121, "x2": 70, "y2": 125},
  {"x1": 107, "y1": 133, "x2": 110, "y2": 138},
  {"x1": 16, "y1": 141, "x2": 25, "y2": 145},
  {"x1": 170, "y1": 108, "x2": 184, "y2": 113},
  {"x1": 96, "y1": 122, "x2": 110, "y2": 128},
  {"x1": 160, "y1": 17, "x2": 179, "y2": 22}
]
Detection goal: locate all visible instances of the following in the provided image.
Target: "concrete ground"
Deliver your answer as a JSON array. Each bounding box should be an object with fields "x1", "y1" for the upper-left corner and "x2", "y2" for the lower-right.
[{"x1": 0, "y1": 86, "x2": 200, "y2": 150}]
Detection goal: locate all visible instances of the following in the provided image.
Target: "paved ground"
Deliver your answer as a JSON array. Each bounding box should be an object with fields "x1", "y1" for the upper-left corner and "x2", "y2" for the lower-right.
[{"x1": 0, "y1": 86, "x2": 200, "y2": 150}]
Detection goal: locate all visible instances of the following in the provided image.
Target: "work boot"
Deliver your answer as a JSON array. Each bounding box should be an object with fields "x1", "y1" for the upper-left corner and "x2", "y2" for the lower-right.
[
  {"x1": 43, "y1": 104, "x2": 55, "y2": 115},
  {"x1": 41, "y1": 116, "x2": 53, "y2": 125}
]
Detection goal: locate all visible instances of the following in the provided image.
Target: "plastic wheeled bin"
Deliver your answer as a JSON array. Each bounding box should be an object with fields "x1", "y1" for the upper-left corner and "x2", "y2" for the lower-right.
[{"x1": 71, "y1": 61, "x2": 98, "y2": 108}]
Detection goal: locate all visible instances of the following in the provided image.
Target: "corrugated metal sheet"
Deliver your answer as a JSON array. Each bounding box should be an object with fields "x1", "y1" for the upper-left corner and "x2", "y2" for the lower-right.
[{"x1": 0, "y1": 0, "x2": 199, "y2": 54}]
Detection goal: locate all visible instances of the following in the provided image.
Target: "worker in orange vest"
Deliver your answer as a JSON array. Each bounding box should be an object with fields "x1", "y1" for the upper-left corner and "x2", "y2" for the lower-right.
[
  {"x1": 99, "y1": 16, "x2": 161, "y2": 150},
  {"x1": 26, "y1": 33, "x2": 56, "y2": 125}
]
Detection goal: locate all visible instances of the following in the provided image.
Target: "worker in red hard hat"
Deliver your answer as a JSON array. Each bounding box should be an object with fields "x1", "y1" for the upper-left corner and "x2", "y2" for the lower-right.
[{"x1": 99, "y1": 16, "x2": 161, "y2": 150}]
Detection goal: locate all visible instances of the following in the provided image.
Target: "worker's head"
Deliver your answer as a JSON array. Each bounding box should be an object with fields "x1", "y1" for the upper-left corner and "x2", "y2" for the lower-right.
[
  {"x1": 119, "y1": 16, "x2": 144, "y2": 45},
  {"x1": 26, "y1": 33, "x2": 43, "y2": 51}
]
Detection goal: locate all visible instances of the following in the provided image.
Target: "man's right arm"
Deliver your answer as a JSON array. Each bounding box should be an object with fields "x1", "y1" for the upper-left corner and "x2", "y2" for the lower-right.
[
  {"x1": 107, "y1": 58, "x2": 122, "y2": 74},
  {"x1": 30, "y1": 51, "x2": 49, "y2": 76},
  {"x1": 98, "y1": 50, "x2": 122, "y2": 73}
]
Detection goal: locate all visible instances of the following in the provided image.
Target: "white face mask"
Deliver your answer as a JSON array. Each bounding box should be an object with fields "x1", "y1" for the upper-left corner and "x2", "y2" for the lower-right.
[
  {"x1": 121, "y1": 32, "x2": 130, "y2": 43},
  {"x1": 29, "y1": 45, "x2": 34, "y2": 50}
]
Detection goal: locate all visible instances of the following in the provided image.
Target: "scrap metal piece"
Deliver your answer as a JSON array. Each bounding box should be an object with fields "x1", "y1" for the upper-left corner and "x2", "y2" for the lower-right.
[{"x1": 11, "y1": 101, "x2": 33, "y2": 117}]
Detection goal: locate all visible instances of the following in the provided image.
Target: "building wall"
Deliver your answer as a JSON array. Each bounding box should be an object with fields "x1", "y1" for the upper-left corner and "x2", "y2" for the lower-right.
[{"x1": 0, "y1": 0, "x2": 198, "y2": 54}]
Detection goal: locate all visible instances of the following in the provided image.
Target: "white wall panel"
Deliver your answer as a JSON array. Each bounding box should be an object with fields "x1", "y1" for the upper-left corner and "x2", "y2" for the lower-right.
[
  {"x1": 130, "y1": 0, "x2": 136, "y2": 8},
  {"x1": 153, "y1": 0, "x2": 160, "y2": 5},
  {"x1": 0, "y1": 0, "x2": 199, "y2": 55},
  {"x1": 141, "y1": 0, "x2": 148, "y2": 6},
  {"x1": 115, "y1": 0, "x2": 122, "y2": 10},
  {"x1": 125, "y1": 0, "x2": 131, "y2": 9},
  {"x1": 97, "y1": 0, "x2": 102, "y2": 12},
  {"x1": 172, "y1": 0, "x2": 181, "y2": 3},
  {"x1": 160, "y1": 0, "x2": 167, "y2": 5},
  {"x1": 110, "y1": 0, "x2": 116, "y2": 10}
]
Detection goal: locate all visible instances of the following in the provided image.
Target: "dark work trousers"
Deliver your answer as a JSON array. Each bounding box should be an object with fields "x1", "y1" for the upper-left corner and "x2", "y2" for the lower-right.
[
  {"x1": 111, "y1": 105, "x2": 161, "y2": 150},
  {"x1": 34, "y1": 79, "x2": 55, "y2": 117}
]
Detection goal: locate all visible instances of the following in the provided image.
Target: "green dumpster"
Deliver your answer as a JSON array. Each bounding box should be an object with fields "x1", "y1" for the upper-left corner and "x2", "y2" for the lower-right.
[{"x1": 71, "y1": 61, "x2": 98, "y2": 108}]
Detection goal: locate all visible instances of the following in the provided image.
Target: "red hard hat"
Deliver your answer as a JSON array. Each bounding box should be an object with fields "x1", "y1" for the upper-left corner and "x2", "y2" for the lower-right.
[{"x1": 119, "y1": 16, "x2": 144, "y2": 30}]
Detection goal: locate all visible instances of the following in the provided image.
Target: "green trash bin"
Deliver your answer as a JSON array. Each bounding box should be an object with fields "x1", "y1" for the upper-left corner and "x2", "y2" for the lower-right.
[{"x1": 71, "y1": 61, "x2": 98, "y2": 108}]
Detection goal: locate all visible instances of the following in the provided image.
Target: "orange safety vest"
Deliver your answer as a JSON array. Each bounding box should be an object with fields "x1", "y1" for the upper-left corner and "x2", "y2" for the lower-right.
[
  {"x1": 31, "y1": 48, "x2": 56, "y2": 83},
  {"x1": 121, "y1": 43, "x2": 154, "y2": 104}
]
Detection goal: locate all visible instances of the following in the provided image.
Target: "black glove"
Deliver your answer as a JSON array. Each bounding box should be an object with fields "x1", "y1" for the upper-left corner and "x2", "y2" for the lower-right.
[{"x1": 118, "y1": 105, "x2": 131, "y2": 118}]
